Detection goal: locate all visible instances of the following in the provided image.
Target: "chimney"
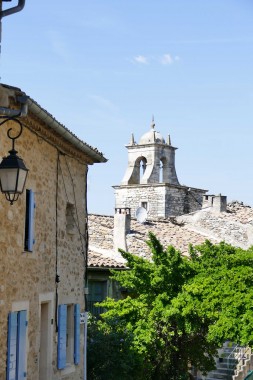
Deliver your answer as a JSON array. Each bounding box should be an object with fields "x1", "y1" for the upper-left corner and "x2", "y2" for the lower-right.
[
  {"x1": 114, "y1": 208, "x2": 131, "y2": 253},
  {"x1": 213, "y1": 194, "x2": 227, "y2": 213},
  {"x1": 202, "y1": 194, "x2": 227, "y2": 213},
  {"x1": 202, "y1": 194, "x2": 215, "y2": 209}
]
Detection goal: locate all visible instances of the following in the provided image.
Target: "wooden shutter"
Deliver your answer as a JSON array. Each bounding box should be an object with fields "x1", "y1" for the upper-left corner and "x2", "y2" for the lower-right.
[
  {"x1": 16, "y1": 310, "x2": 27, "y2": 379},
  {"x1": 57, "y1": 304, "x2": 67, "y2": 369},
  {"x1": 7, "y1": 312, "x2": 18, "y2": 380},
  {"x1": 7, "y1": 311, "x2": 27, "y2": 380},
  {"x1": 24, "y1": 190, "x2": 35, "y2": 252},
  {"x1": 74, "y1": 304, "x2": 80, "y2": 365}
]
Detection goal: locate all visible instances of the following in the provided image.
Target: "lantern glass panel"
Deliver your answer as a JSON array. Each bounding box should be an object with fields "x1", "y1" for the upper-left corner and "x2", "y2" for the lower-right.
[
  {"x1": 17, "y1": 169, "x2": 28, "y2": 193},
  {"x1": 0, "y1": 168, "x2": 19, "y2": 192}
]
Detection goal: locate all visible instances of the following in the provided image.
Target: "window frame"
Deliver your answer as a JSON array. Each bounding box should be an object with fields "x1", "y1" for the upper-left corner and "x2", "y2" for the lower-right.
[
  {"x1": 57, "y1": 303, "x2": 80, "y2": 371},
  {"x1": 7, "y1": 310, "x2": 28, "y2": 380}
]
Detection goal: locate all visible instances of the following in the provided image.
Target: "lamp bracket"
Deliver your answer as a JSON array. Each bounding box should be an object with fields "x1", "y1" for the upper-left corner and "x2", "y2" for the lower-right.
[
  {"x1": 0, "y1": 114, "x2": 23, "y2": 150},
  {"x1": 0, "y1": 0, "x2": 26, "y2": 19}
]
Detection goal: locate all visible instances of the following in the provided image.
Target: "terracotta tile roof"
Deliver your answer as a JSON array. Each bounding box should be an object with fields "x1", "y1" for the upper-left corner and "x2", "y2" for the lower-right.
[
  {"x1": 126, "y1": 218, "x2": 215, "y2": 259},
  {"x1": 88, "y1": 202, "x2": 253, "y2": 269},
  {"x1": 88, "y1": 251, "x2": 126, "y2": 268},
  {"x1": 226, "y1": 201, "x2": 253, "y2": 224}
]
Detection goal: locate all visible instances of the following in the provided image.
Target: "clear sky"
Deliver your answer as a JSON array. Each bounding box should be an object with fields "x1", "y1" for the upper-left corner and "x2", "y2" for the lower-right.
[{"x1": 1, "y1": 0, "x2": 253, "y2": 215}]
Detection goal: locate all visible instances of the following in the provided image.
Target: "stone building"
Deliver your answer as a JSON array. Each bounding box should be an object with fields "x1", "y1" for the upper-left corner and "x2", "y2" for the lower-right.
[
  {"x1": 113, "y1": 118, "x2": 207, "y2": 219},
  {"x1": 0, "y1": 84, "x2": 106, "y2": 380}
]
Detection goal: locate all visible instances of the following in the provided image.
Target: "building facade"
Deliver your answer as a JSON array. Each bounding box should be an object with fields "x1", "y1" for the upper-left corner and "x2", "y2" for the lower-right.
[
  {"x1": 113, "y1": 118, "x2": 207, "y2": 219},
  {"x1": 0, "y1": 84, "x2": 106, "y2": 380}
]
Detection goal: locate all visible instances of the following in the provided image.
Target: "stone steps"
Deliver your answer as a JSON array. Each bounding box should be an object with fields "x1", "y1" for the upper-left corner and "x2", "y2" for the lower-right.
[{"x1": 203, "y1": 342, "x2": 238, "y2": 380}]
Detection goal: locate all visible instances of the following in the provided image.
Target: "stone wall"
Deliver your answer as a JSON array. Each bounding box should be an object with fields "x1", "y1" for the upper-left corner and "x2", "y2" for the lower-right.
[
  {"x1": 0, "y1": 116, "x2": 87, "y2": 379},
  {"x1": 114, "y1": 184, "x2": 205, "y2": 218}
]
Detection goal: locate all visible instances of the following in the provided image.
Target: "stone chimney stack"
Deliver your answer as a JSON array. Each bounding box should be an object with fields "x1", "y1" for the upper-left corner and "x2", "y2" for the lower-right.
[
  {"x1": 213, "y1": 194, "x2": 227, "y2": 213},
  {"x1": 114, "y1": 208, "x2": 131, "y2": 253},
  {"x1": 202, "y1": 194, "x2": 227, "y2": 213}
]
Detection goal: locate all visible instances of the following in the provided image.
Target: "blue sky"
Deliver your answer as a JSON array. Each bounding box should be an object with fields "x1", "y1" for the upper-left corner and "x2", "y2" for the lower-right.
[{"x1": 1, "y1": 0, "x2": 253, "y2": 215}]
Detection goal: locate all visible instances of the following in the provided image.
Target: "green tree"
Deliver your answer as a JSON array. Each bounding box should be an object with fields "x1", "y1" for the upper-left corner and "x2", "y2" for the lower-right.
[
  {"x1": 184, "y1": 240, "x2": 253, "y2": 347},
  {"x1": 89, "y1": 235, "x2": 253, "y2": 379},
  {"x1": 87, "y1": 314, "x2": 147, "y2": 380},
  {"x1": 96, "y1": 233, "x2": 218, "y2": 380}
]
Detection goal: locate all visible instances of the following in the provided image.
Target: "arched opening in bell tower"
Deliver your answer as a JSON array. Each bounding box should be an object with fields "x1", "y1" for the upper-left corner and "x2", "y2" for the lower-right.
[
  {"x1": 139, "y1": 157, "x2": 147, "y2": 183},
  {"x1": 159, "y1": 158, "x2": 166, "y2": 183},
  {"x1": 128, "y1": 156, "x2": 148, "y2": 184}
]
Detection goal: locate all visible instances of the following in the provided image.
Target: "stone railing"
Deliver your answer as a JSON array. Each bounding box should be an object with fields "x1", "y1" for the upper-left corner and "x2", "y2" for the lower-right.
[{"x1": 233, "y1": 347, "x2": 253, "y2": 380}]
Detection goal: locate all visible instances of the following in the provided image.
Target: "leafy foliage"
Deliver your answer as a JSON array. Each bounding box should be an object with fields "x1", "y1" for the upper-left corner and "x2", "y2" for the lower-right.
[
  {"x1": 88, "y1": 233, "x2": 253, "y2": 380},
  {"x1": 186, "y1": 241, "x2": 253, "y2": 346},
  {"x1": 87, "y1": 314, "x2": 147, "y2": 380}
]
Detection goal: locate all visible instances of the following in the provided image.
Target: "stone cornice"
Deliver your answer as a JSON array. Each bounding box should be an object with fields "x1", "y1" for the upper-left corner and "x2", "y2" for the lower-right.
[
  {"x1": 23, "y1": 113, "x2": 95, "y2": 164},
  {"x1": 0, "y1": 84, "x2": 107, "y2": 165},
  {"x1": 112, "y1": 183, "x2": 207, "y2": 192},
  {"x1": 125, "y1": 143, "x2": 178, "y2": 150}
]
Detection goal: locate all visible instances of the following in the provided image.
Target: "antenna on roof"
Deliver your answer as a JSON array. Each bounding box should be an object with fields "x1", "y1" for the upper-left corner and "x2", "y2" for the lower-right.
[{"x1": 136, "y1": 207, "x2": 147, "y2": 224}]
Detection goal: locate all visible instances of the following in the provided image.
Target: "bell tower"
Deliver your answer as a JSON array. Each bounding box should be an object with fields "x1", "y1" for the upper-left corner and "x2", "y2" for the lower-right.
[
  {"x1": 113, "y1": 118, "x2": 207, "y2": 219},
  {"x1": 121, "y1": 117, "x2": 179, "y2": 186}
]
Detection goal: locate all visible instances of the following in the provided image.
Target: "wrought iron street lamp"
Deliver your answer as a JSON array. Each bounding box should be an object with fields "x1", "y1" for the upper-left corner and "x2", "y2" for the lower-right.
[{"x1": 0, "y1": 116, "x2": 28, "y2": 205}]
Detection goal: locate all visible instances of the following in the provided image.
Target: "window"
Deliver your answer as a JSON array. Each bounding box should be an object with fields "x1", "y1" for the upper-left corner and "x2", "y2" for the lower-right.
[
  {"x1": 87, "y1": 281, "x2": 107, "y2": 316},
  {"x1": 24, "y1": 189, "x2": 35, "y2": 252},
  {"x1": 66, "y1": 203, "x2": 75, "y2": 234},
  {"x1": 7, "y1": 310, "x2": 28, "y2": 380},
  {"x1": 141, "y1": 202, "x2": 148, "y2": 210},
  {"x1": 57, "y1": 304, "x2": 80, "y2": 370}
]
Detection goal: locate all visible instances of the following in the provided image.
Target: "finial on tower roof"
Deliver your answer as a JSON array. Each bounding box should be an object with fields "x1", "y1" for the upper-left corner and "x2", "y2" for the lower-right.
[
  {"x1": 167, "y1": 134, "x2": 171, "y2": 145},
  {"x1": 130, "y1": 133, "x2": 135, "y2": 145},
  {"x1": 151, "y1": 115, "x2": 155, "y2": 130}
]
